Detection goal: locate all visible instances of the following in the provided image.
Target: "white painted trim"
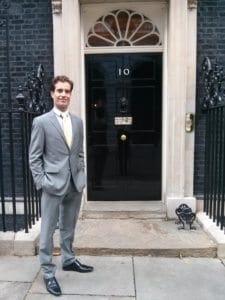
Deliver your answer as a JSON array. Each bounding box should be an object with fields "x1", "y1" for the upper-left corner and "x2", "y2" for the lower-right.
[
  {"x1": 164, "y1": 0, "x2": 197, "y2": 216},
  {"x1": 184, "y1": 4, "x2": 197, "y2": 196},
  {"x1": 80, "y1": 22, "x2": 88, "y2": 208},
  {"x1": 0, "y1": 200, "x2": 25, "y2": 214},
  {"x1": 161, "y1": 5, "x2": 168, "y2": 205},
  {"x1": 197, "y1": 212, "x2": 225, "y2": 258},
  {"x1": 83, "y1": 47, "x2": 164, "y2": 54},
  {"x1": 80, "y1": 0, "x2": 167, "y2": 3}
]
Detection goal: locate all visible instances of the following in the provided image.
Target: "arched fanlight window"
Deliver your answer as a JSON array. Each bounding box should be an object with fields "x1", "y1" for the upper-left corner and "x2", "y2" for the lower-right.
[{"x1": 86, "y1": 9, "x2": 162, "y2": 47}]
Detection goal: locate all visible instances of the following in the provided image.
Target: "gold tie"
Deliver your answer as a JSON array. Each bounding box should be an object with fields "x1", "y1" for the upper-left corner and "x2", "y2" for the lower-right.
[{"x1": 61, "y1": 113, "x2": 72, "y2": 148}]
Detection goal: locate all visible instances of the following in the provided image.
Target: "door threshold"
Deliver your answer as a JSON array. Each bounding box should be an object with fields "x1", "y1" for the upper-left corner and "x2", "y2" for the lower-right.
[{"x1": 81, "y1": 201, "x2": 166, "y2": 220}]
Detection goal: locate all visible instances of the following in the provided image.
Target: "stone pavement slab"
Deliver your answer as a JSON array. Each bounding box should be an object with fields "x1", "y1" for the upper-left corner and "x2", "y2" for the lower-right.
[
  {"x1": 0, "y1": 256, "x2": 40, "y2": 281},
  {"x1": 134, "y1": 257, "x2": 225, "y2": 300},
  {"x1": 0, "y1": 256, "x2": 40, "y2": 300},
  {"x1": 29, "y1": 256, "x2": 135, "y2": 298},
  {"x1": 1, "y1": 256, "x2": 225, "y2": 299},
  {"x1": 0, "y1": 282, "x2": 31, "y2": 300},
  {"x1": 26, "y1": 295, "x2": 134, "y2": 300}
]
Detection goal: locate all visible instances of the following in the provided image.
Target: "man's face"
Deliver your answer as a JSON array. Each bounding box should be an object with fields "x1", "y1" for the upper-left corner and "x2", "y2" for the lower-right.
[{"x1": 51, "y1": 81, "x2": 72, "y2": 112}]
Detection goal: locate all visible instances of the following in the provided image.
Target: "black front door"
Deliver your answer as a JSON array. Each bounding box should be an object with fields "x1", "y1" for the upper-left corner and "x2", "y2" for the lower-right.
[{"x1": 85, "y1": 53, "x2": 162, "y2": 200}]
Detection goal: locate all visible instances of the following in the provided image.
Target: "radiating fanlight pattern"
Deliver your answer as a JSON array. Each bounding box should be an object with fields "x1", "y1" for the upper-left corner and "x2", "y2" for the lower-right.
[{"x1": 87, "y1": 9, "x2": 161, "y2": 47}]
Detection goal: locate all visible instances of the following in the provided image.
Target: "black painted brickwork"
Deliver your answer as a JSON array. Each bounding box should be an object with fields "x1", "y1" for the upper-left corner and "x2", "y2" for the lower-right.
[
  {"x1": 0, "y1": 0, "x2": 53, "y2": 110},
  {"x1": 0, "y1": 0, "x2": 53, "y2": 197},
  {"x1": 194, "y1": 0, "x2": 225, "y2": 197},
  {"x1": 5, "y1": 0, "x2": 53, "y2": 98}
]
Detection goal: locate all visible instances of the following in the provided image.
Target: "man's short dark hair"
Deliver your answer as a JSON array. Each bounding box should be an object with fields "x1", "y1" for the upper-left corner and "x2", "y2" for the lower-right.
[{"x1": 51, "y1": 75, "x2": 74, "y2": 92}]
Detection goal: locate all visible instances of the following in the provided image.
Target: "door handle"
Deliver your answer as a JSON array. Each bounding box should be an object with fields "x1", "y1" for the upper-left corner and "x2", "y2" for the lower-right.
[{"x1": 120, "y1": 134, "x2": 127, "y2": 141}]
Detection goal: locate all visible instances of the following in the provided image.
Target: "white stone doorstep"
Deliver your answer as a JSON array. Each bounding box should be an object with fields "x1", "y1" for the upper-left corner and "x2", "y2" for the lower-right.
[
  {"x1": 197, "y1": 212, "x2": 225, "y2": 258},
  {"x1": 0, "y1": 220, "x2": 40, "y2": 256}
]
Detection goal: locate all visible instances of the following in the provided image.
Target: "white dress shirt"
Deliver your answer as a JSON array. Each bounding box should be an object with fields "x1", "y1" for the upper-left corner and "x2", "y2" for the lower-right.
[{"x1": 53, "y1": 107, "x2": 73, "y2": 146}]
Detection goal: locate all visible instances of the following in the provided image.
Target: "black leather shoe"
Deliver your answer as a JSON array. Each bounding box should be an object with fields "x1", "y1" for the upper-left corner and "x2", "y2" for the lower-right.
[
  {"x1": 44, "y1": 277, "x2": 62, "y2": 296},
  {"x1": 63, "y1": 259, "x2": 94, "y2": 273}
]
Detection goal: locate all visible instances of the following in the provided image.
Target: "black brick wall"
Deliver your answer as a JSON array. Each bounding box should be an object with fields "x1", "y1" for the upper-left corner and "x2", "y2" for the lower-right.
[
  {"x1": 0, "y1": 0, "x2": 53, "y2": 109},
  {"x1": 5, "y1": 0, "x2": 53, "y2": 98},
  {"x1": 0, "y1": 0, "x2": 53, "y2": 197},
  {"x1": 195, "y1": 0, "x2": 225, "y2": 197}
]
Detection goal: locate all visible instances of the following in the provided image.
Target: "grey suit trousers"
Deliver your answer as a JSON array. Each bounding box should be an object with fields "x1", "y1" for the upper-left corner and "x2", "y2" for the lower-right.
[{"x1": 39, "y1": 180, "x2": 82, "y2": 279}]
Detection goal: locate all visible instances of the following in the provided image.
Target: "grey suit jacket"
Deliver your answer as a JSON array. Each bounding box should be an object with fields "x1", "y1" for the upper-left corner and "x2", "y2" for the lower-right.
[{"x1": 29, "y1": 109, "x2": 86, "y2": 195}]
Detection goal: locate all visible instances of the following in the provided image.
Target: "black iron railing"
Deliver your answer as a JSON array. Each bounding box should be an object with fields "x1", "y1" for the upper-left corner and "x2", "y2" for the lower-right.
[
  {"x1": 202, "y1": 57, "x2": 225, "y2": 231},
  {"x1": 0, "y1": 64, "x2": 51, "y2": 232}
]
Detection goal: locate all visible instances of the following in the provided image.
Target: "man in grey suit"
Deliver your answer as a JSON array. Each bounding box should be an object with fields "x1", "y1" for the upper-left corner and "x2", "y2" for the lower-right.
[{"x1": 29, "y1": 75, "x2": 93, "y2": 296}]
